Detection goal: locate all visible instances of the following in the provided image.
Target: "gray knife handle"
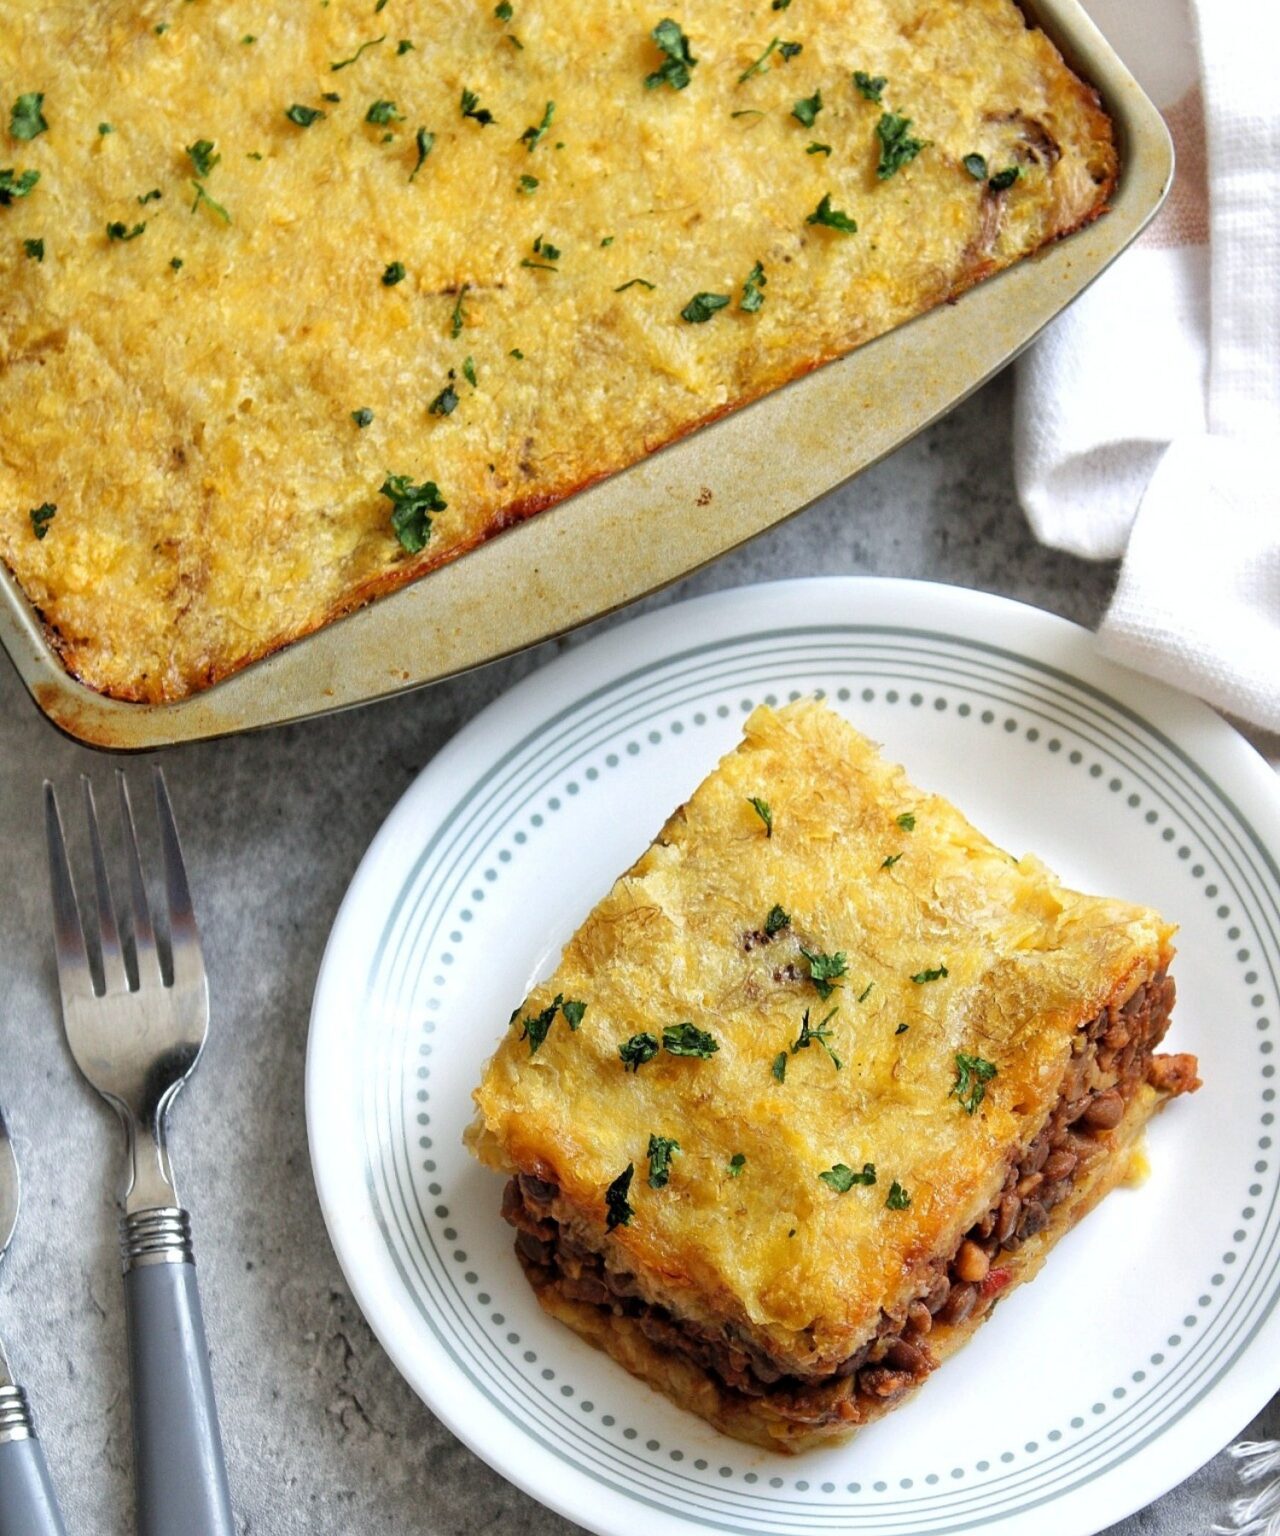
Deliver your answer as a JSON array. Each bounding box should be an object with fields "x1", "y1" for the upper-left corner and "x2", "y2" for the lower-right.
[
  {"x1": 0, "y1": 1388, "x2": 67, "y2": 1536},
  {"x1": 122, "y1": 1209, "x2": 233, "y2": 1536}
]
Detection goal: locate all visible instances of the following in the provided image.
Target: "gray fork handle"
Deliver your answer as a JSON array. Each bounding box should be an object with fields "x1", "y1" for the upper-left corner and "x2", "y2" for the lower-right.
[
  {"x1": 0, "y1": 1387, "x2": 67, "y2": 1536},
  {"x1": 123, "y1": 1211, "x2": 233, "y2": 1536}
]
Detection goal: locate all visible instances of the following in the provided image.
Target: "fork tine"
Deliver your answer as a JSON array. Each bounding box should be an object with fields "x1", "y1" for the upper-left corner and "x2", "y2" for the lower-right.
[
  {"x1": 153, "y1": 767, "x2": 205, "y2": 988},
  {"x1": 116, "y1": 771, "x2": 163, "y2": 988},
  {"x1": 43, "y1": 781, "x2": 97, "y2": 1004},
  {"x1": 81, "y1": 776, "x2": 130, "y2": 995}
]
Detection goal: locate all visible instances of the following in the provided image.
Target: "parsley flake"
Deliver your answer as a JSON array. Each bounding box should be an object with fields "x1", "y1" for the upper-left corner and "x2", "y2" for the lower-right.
[
  {"x1": 875, "y1": 111, "x2": 927, "y2": 178},
  {"x1": 381, "y1": 261, "x2": 406, "y2": 287},
  {"x1": 739, "y1": 36, "x2": 802, "y2": 83},
  {"x1": 663, "y1": 1022, "x2": 719, "y2": 1059},
  {"x1": 614, "y1": 276, "x2": 655, "y2": 292},
  {"x1": 451, "y1": 285, "x2": 469, "y2": 336},
  {"x1": 727, "y1": 1153, "x2": 747, "y2": 1177},
  {"x1": 896, "y1": 1021, "x2": 909, "y2": 1034},
  {"x1": 800, "y1": 947, "x2": 847, "y2": 1000},
  {"x1": 647, "y1": 1134, "x2": 680, "y2": 1189},
  {"x1": 853, "y1": 71, "x2": 886, "y2": 102},
  {"x1": 509, "y1": 346, "x2": 524, "y2": 358},
  {"x1": 331, "y1": 36, "x2": 386, "y2": 71},
  {"x1": 0, "y1": 169, "x2": 40, "y2": 205},
  {"x1": 764, "y1": 904, "x2": 790, "y2": 937},
  {"x1": 772, "y1": 0, "x2": 791, "y2": 8},
  {"x1": 989, "y1": 165, "x2": 1021, "y2": 192},
  {"x1": 792, "y1": 1005, "x2": 842, "y2": 1069},
  {"x1": 409, "y1": 127, "x2": 435, "y2": 181},
  {"x1": 806, "y1": 141, "x2": 832, "y2": 155},
  {"x1": 186, "y1": 139, "x2": 220, "y2": 178},
  {"x1": 22, "y1": 236, "x2": 43, "y2": 261},
  {"x1": 911, "y1": 964, "x2": 948, "y2": 984},
  {"x1": 106, "y1": 220, "x2": 146, "y2": 241},
  {"x1": 518, "y1": 173, "x2": 539, "y2": 194},
  {"x1": 561, "y1": 999, "x2": 586, "y2": 1029},
  {"x1": 820, "y1": 1162, "x2": 875, "y2": 1192},
  {"x1": 792, "y1": 90, "x2": 822, "y2": 127},
  {"x1": 605, "y1": 1164, "x2": 635, "y2": 1230},
  {"x1": 520, "y1": 100, "x2": 555, "y2": 152},
  {"x1": 646, "y1": 19, "x2": 697, "y2": 92},
  {"x1": 462, "y1": 356, "x2": 477, "y2": 387},
  {"x1": 190, "y1": 182, "x2": 230, "y2": 222},
  {"x1": 366, "y1": 99, "x2": 403, "y2": 126},
  {"x1": 963, "y1": 152, "x2": 987, "y2": 181},
  {"x1": 495, "y1": 1, "x2": 513, "y2": 16},
  {"x1": 460, "y1": 87, "x2": 496, "y2": 126},
  {"x1": 285, "y1": 104, "x2": 326, "y2": 127},
  {"x1": 881, "y1": 853, "x2": 902, "y2": 870},
  {"x1": 428, "y1": 383, "x2": 458, "y2": 416},
  {"x1": 896, "y1": 811, "x2": 916, "y2": 831},
  {"x1": 10, "y1": 93, "x2": 48, "y2": 142},
  {"x1": 137, "y1": 188, "x2": 162, "y2": 205},
  {"x1": 352, "y1": 408, "x2": 374, "y2": 428},
  {"x1": 951, "y1": 1053, "x2": 998, "y2": 1115},
  {"x1": 806, "y1": 193, "x2": 856, "y2": 233},
  {"x1": 382, "y1": 473, "x2": 446, "y2": 553},
  {"x1": 29, "y1": 502, "x2": 56, "y2": 539},
  {"x1": 857, "y1": 982, "x2": 874, "y2": 1003},
  {"x1": 747, "y1": 795, "x2": 773, "y2": 834},
  {"x1": 772, "y1": 1052, "x2": 787, "y2": 1082},
  {"x1": 740, "y1": 260, "x2": 766, "y2": 313},
  {"x1": 98, "y1": 123, "x2": 114, "y2": 134},
  {"x1": 619, "y1": 1032, "x2": 660, "y2": 1072},
  {"x1": 169, "y1": 256, "x2": 184, "y2": 270},
  {"x1": 885, "y1": 1180, "x2": 912, "y2": 1210}
]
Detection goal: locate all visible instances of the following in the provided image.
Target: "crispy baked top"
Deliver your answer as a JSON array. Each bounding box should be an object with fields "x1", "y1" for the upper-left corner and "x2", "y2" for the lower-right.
[
  {"x1": 470, "y1": 701, "x2": 1172, "y2": 1366},
  {"x1": 0, "y1": 3, "x2": 1114, "y2": 700}
]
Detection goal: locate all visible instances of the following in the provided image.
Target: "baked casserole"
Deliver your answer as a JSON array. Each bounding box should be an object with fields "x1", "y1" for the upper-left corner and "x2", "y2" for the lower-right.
[
  {"x1": 0, "y1": 3, "x2": 1115, "y2": 702},
  {"x1": 467, "y1": 700, "x2": 1199, "y2": 1451}
]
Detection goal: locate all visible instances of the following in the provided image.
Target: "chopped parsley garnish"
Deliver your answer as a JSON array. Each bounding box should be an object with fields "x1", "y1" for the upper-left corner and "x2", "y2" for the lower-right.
[
  {"x1": 806, "y1": 142, "x2": 832, "y2": 156},
  {"x1": 819, "y1": 1162, "x2": 875, "y2": 1192},
  {"x1": 517, "y1": 993, "x2": 564, "y2": 1053},
  {"x1": 881, "y1": 853, "x2": 902, "y2": 870},
  {"x1": 0, "y1": 169, "x2": 40, "y2": 205},
  {"x1": 169, "y1": 256, "x2": 184, "y2": 270},
  {"x1": 951, "y1": 1053, "x2": 998, "y2": 1115},
  {"x1": 331, "y1": 36, "x2": 386, "y2": 71},
  {"x1": 740, "y1": 260, "x2": 766, "y2": 313},
  {"x1": 605, "y1": 1164, "x2": 635, "y2": 1230},
  {"x1": 647, "y1": 1134, "x2": 680, "y2": 1188},
  {"x1": 495, "y1": 1, "x2": 513, "y2": 16},
  {"x1": 382, "y1": 260, "x2": 406, "y2": 285},
  {"x1": 522, "y1": 258, "x2": 557, "y2": 271},
  {"x1": 680, "y1": 290, "x2": 731, "y2": 323},
  {"x1": 963, "y1": 153, "x2": 987, "y2": 181},
  {"x1": 509, "y1": 346, "x2": 524, "y2": 358},
  {"x1": 791, "y1": 90, "x2": 822, "y2": 127},
  {"x1": 989, "y1": 165, "x2": 1021, "y2": 192},
  {"x1": 186, "y1": 139, "x2": 220, "y2": 178},
  {"x1": 895, "y1": 1021, "x2": 909, "y2": 1034},
  {"x1": 806, "y1": 193, "x2": 856, "y2": 234},
  {"x1": 242, "y1": 35, "x2": 256, "y2": 45},
  {"x1": 910, "y1": 964, "x2": 948, "y2": 984},
  {"x1": 619, "y1": 1032, "x2": 660, "y2": 1072},
  {"x1": 397, "y1": 39, "x2": 414, "y2": 54},
  {"x1": 106, "y1": 220, "x2": 146, "y2": 241},
  {"x1": 792, "y1": 1005, "x2": 842, "y2": 1069},
  {"x1": 896, "y1": 811, "x2": 916, "y2": 831},
  {"x1": 382, "y1": 473, "x2": 446, "y2": 553},
  {"x1": 727, "y1": 1153, "x2": 747, "y2": 1177},
  {"x1": 600, "y1": 235, "x2": 614, "y2": 246},
  {"x1": 460, "y1": 87, "x2": 496, "y2": 126},
  {"x1": 410, "y1": 127, "x2": 434, "y2": 180},
  {"x1": 285, "y1": 104, "x2": 326, "y2": 127},
  {"x1": 772, "y1": 0, "x2": 791, "y2": 8},
  {"x1": 518, "y1": 173, "x2": 539, "y2": 194},
  {"x1": 739, "y1": 36, "x2": 802, "y2": 83},
  {"x1": 190, "y1": 183, "x2": 230, "y2": 221},
  {"x1": 366, "y1": 99, "x2": 403, "y2": 126},
  {"x1": 857, "y1": 982, "x2": 874, "y2": 1003},
  {"x1": 137, "y1": 188, "x2": 162, "y2": 205},
  {"x1": 520, "y1": 100, "x2": 555, "y2": 151},
  {"x1": 875, "y1": 111, "x2": 927, "y2": 179},
  {"x1": 561, "y1": 999, "x2": 587, "y2": 1029},
  {"x1": 747, "y1": 795, "x2": 773, "y2": 834},
  {"x1": 731, "y1": 108, "x2": 764, "y2": 120},
  {"x1": 451, "y1": 284, "x2": 469, "y2": 336},
  {"x1": 462, "y1": 355, "x2": 478, "y2": 387},
  {"x1": 22, "y1": 236, "x2": 43, "y2": 261},
  {"x1": 615, "y1": 276, "x2": 655, "y2": 292},
  {"x1": 352, "y1": 408, "x2": 374, "y2": 428},
  {"x1": 11, "y1": 93, "x2": 48, "y2": 142},
  {"x1": 376, "y1": 0, "x2": 389, "y2": 11},
  {"x1": 428, "y1": 383, "x2": 458, "y2": 416},
  {"x1": 646, "y1": 19, "x2": 697, "y2": 92},
  {"x1": 663, "y1": 1022, "x2": 719, "y2": 1059},
  {"x1": 764, "y1": 904, "x2": 790, "y2": 936},
  {"x1": 853, "y1": 71, "x2": 886, "y2": 102},
  {"x1": 98, "y1": 122, "x2": 114, "y2": 134},
  {"x1": 772, "y1": 1052, "x2": 787, "y2": 1082},
  {"x1": 29, "y1": 502, "x2": 56, "y2": 539},
  {"x1": 155, "y1": 23, "x2": 169, "y2": 35},
  {"x1": 800, "y1": 947, "x2": 847, "y2": 999},
  {"x1": 885, "y1": 1180, "x2": 912, "y2": 1210},
  {"x1": 323, "y1": 93, "x2": 342, "y2": 105}
]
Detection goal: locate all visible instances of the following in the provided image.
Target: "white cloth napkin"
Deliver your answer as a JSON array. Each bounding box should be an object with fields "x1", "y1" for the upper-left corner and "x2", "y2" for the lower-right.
[{"x1": 1012, "y1": 0, "x2": 1280, "y2": 731}]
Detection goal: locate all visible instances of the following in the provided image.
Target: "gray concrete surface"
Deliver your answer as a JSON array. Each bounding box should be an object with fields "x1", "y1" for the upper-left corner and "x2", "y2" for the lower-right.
[{"x1": 1, "y1": 368, "x2": 1275, "y2": 1534}]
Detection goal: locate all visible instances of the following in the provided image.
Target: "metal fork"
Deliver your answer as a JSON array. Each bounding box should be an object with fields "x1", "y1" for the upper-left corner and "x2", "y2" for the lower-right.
[
  {"x1": 0, "y1": 1105, "x2": 68, "y2": 1536},
  {"x1": 44, "y1": 770, "x2": 233, "y2": 1536}
]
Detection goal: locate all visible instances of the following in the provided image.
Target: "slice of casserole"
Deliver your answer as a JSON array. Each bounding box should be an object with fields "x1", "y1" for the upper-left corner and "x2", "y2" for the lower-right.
[{"x1": 467, "y1": 701, "x2": 1198, "y2": 1451}]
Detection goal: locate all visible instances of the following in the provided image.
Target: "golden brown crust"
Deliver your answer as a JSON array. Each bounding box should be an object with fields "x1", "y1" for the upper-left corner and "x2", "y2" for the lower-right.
[{"x1": 0, "y1": 2, "x2": 1115, "y2": 701}]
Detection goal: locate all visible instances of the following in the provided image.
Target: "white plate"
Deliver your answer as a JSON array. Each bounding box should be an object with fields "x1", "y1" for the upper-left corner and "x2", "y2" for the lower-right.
[{"x1": 307, "y1": 578, "x2": 1280, "y2": 1536}]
